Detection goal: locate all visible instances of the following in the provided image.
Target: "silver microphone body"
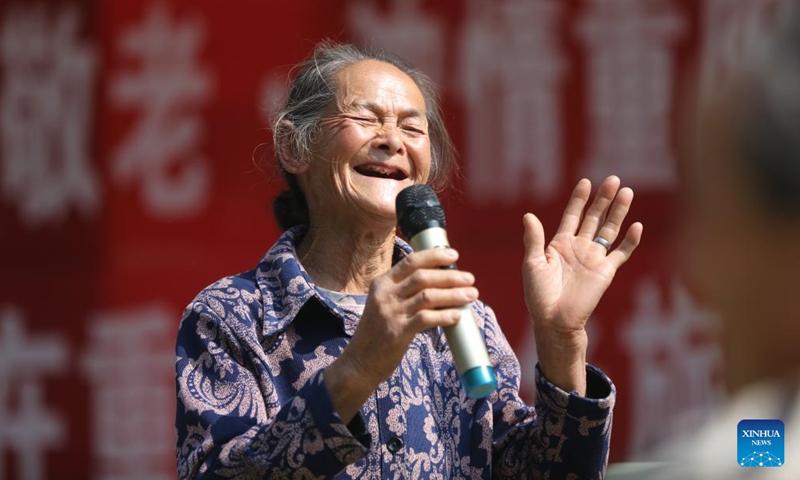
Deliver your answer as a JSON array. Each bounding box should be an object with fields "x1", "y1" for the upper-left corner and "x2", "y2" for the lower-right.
[{"x1": 408, "y1": 227, "x2": 496, "y2": 398}]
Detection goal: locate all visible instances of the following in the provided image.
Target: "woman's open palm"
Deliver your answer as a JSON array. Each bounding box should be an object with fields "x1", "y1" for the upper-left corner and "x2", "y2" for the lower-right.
[{"x1": 522, "y1": 176, "x2": 643, "y2": 333}]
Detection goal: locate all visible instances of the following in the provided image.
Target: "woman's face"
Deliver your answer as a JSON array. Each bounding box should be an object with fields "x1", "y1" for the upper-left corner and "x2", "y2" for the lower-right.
[{"x1": 297, "y1": 59, "x2": 432, "y2": 227}]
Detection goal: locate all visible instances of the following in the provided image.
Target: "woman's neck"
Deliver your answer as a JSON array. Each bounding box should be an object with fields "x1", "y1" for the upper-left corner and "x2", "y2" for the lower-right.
[{"x1": 296, "y1": 221, "x2": 396, "y2": 294}]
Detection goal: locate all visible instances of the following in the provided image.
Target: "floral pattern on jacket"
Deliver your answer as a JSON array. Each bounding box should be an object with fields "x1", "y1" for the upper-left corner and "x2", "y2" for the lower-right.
[{"x1": 176, "y1": 227, "x2": 616, "y2": 479}]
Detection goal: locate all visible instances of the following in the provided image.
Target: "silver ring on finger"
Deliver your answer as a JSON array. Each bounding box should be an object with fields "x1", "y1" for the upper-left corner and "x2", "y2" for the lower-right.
[{"x1": 593, "y1": 236, "x2": 612, "y2": 250}]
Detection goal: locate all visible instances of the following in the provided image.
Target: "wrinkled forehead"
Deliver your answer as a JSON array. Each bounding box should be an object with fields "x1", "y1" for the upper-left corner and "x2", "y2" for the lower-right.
[{"x1": 332, "y1": 59, "x2": 428, "y2": 114}]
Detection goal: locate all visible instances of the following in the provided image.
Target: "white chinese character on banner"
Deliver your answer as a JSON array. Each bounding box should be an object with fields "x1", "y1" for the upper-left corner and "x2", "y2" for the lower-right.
[
  {"x1": 577, "y1": 0, "x2": 685, "y2": 190},
  {"x1": 110, "y1": 4, "x2": 214, "y2": 218},
  {"x1": 0, "y1": 5, "x2": 99, "y2": 227},
  {"x1": 459, "y1": 0, "x2": 567, "y2": 204},
  {"x1": 347, "y1": 0, "x2": 446, "y2": 84},
  {"x1": 0, "y1": 306, "x2": 68, "y2": 480},
  {"x1": 622, "y1": 279, "x2": 725, "y2": 458},
  {"x1": 81, "y1": 305, "x2": 175, "y2": 480},
  {"x1": 701, "y1": 0, "x2": 791, "y2": 93}
]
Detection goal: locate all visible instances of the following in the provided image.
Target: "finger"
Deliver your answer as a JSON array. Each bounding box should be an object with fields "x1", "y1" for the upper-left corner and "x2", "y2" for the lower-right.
[
  {"x1": 556, "y1": 178, "x2": 592, "y2": 235},
  {"x1": 607, "y1": 222, "x2": 643, "y2": 269},
  {"x1": 398, "y1": 268, "x2": 475, "y2": 298},
  {"x1": 405, "y1": 287, "x2": 479, "y2": 312},
  {"x1": 409, "y1": 308, "x2": 462, "y2": 332},
  {"x1": 389, "y1": 248, "x2": 459, "y2": 282},
  {"x1": 522, "y1": 213, "x2": 546, "y2": 265},
  {"x1": 594, "y1": 187, "x2": 634, "y2": 245},
  {"x1": 578, "y1": 175, "x2": 621, "y2": 239}
]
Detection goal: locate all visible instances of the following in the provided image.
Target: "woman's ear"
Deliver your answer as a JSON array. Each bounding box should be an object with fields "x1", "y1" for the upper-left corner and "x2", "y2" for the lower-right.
[{"x1": 276, "y1": 120, "x2": 310, "y2": 174}]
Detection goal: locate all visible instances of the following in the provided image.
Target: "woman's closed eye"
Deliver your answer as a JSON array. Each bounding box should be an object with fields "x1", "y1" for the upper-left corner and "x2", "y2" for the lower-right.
[
  {"x1": 404, "y1": 126, "x2": 425, "y2": 134},
  {"x1": 401, "y1": 124, "x2": 427, "y2": 136},
  {"x1": 346, "y1": 115, "x2": 379, "y2": 124}
]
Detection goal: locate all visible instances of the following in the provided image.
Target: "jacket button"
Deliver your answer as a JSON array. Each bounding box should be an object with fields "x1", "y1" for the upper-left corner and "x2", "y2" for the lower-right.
[{"x1": 386, "y1": 436, "x2": 404, "y2": 454}]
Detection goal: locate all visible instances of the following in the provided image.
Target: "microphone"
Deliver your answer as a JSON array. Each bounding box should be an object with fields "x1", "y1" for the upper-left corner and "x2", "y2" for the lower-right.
[{"x1": 396, "y1": 185, "x2": 497, "y2": 399}]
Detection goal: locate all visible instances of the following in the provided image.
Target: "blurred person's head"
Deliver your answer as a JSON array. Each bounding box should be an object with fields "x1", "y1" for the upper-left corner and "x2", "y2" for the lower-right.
[{"x1": 684, "y1": 9, "x2": 800, "y2": 391}]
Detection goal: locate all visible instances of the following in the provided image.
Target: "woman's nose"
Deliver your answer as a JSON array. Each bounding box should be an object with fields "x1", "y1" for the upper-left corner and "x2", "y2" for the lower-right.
[{"x1": 373, "y1": 124, "x2": 405, "y2": 156}]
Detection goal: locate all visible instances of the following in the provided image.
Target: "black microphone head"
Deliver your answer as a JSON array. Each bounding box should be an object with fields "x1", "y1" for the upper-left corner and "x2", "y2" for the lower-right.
[{"x1": 396, "y1": 185, "x2": 446, "y2": 239}]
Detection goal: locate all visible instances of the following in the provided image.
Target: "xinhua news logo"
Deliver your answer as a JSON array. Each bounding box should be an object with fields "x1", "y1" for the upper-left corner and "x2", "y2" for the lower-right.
[{"x1": 738, "y1": 419, "x2": 784, "y2": 468}]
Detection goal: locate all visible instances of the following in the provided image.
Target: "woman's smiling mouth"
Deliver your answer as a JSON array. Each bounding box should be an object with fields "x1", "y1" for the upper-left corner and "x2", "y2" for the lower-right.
[{"x1": 353, "y1": 163, "x2": 409, "y2": 180}]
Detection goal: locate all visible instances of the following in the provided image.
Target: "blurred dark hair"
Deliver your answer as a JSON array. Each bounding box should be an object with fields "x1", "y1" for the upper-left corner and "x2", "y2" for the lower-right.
[
  {"x1": 271, "y1": 41, "x2": 457, "y2": 231},
  {"x1": 742, "y1": 8, "x2": 800, "y2": 215}
]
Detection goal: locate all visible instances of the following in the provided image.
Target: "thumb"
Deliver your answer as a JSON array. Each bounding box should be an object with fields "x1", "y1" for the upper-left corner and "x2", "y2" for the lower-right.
[{"x1": 523, "y1": 213, "x2": 546, "y2": 264}]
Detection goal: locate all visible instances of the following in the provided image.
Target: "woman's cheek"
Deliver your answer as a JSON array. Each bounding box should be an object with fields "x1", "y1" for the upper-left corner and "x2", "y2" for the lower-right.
[{"x1": 410, "y1": 139, "x2": 432, "y2": 178}]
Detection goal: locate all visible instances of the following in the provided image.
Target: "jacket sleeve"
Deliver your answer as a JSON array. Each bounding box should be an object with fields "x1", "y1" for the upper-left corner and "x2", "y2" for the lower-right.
[
  {"x1": 175, "y1": 300, "x2": 370, "y2": 480},
  {"x1": 478, "y1": 303, "x2": 615, "y2": 480}
]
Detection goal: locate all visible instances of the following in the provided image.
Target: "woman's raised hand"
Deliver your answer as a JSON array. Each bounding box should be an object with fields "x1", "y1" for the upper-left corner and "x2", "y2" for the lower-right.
[{"x1": 521, "y1": 175, "x2": 642, "y2": 394}]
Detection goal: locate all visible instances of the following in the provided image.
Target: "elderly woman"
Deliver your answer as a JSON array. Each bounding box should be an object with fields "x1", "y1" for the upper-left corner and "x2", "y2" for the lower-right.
[{"x1": 175, "y1": 42, "x2": 642, "y2": 479}]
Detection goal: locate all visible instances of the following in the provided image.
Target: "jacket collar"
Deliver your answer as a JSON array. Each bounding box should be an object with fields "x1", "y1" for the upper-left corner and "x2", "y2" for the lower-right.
[{"x1": 255, "y1": 226, "x2": 413, "y2": 337}]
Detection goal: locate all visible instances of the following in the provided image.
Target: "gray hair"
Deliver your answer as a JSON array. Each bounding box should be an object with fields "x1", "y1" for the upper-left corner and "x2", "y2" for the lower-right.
[
  {"x1": 271, "y1": 41, "x2": 457, "y2": 231},
  {"x1": 741, "y1": 8, "x2": 800, "y2": 215}
]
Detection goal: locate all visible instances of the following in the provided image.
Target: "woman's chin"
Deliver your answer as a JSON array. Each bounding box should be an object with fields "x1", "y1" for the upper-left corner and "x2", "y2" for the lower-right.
[
  {"x1": 344, "y1": 198, "x2": 398, "y2": 228},
  {"x1": 349, "y1": 185, "x2": 405, "y2": 214},
  {"x1": 363, "y1": 203, "x2": 399, "y2": 225},
  {"x1": 350, "y1": 175, "x2": 411, "y2": 198}
]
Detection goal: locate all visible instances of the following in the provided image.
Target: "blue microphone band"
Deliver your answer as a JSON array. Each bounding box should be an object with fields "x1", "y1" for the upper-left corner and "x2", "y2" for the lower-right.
[{"x1": 461, "y1": 365, "x2": 498, "y2": 399}]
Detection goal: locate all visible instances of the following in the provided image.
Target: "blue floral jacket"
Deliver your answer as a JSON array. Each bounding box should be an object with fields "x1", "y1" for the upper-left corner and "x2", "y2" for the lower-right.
[{"x1": 175, "y1": 227, "x2": 616, "y2": 479}]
